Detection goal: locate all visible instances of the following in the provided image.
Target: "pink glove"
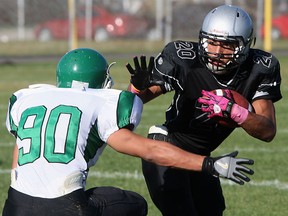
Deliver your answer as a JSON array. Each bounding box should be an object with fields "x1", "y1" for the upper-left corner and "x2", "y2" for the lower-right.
[{"x1": 198, "y1": 90, "x2": 248, "y2": 124}]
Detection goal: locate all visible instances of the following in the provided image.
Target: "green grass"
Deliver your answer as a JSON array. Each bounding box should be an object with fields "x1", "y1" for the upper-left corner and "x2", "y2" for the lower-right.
[
  {"x1": 0, "y1": 41, "x2": 287, "y2": 215},
  {"x1": 0, "y1": 40, "x2": 166, "y2": 56},
  {"x1": 0, "y1": 38, "x2": 287, "y2": 56}
]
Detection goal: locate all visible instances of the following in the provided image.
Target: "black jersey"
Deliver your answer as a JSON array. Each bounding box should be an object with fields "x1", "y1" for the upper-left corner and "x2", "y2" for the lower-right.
[{"x1": 151, "y1": 40, "x2": 282, "y2": 155}]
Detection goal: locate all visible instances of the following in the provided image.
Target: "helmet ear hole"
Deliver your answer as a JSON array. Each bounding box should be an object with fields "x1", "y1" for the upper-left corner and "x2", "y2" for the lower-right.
[{"x1": 56, "y1": 48, "x2": 111, "y2": 89}]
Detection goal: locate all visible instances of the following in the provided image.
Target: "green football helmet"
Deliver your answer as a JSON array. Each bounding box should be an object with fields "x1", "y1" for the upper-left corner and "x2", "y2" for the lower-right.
[{"x1": 56, "y1": 48, "x2": 114, "y2": 89}]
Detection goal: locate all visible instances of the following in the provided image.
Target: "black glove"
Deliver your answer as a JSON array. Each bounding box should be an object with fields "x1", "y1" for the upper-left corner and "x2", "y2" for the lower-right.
[
  {"x1": 126, "y1": 55, "x2": 154, "y2": 90},
  {"x1": 202, "y1": 151, "x2": 254, "y2": 185}
]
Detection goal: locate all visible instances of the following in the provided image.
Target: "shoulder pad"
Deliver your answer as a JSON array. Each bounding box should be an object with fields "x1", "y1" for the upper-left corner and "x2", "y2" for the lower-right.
[
  {"x1": 153, "y1": 40, "x2": 199, "y2": 91},
  {"x1": 162, "y1": 40, "x2": 198, "y2": 63},
  {"x1": 251, "y1": 49, "x2": 280, "y2": 75}
]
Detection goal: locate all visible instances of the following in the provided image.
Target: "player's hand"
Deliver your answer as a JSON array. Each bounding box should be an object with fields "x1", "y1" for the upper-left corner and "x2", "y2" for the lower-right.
[
  {"x1": 198, "y1": 89, "x2": 235, "y2": 118},
  {"x1": 202, "y1": 151, "x2": 254, "y2": 185},
  {"x1": 126, "y1": 55, "x2": 154, "y2": 91}
]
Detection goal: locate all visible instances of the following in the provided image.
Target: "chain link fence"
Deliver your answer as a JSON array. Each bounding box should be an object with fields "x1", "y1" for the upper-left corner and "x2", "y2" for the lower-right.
[{"x1": 0, "y1": 0, "x2": 287, "y2": 44}]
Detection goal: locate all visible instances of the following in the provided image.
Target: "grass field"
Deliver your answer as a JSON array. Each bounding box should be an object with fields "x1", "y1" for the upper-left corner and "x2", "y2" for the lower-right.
[{"x1": 0, "y1": 40, "x2": 287, "y2": 215}]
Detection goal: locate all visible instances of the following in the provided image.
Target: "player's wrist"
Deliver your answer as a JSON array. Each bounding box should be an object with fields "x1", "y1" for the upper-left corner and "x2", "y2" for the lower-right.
[
  {"x1": 202, "y1": 156, "x2": 216, "y2": 176},
  {"x1": 130, "y1": 84, "x2": 146, "y2": 95},
  {"x1": 230, "y1": 104, "x2": 249, "y2": 125},
  {"x1": 224, "y1": 100, "x2": 235, "y2": 117}
]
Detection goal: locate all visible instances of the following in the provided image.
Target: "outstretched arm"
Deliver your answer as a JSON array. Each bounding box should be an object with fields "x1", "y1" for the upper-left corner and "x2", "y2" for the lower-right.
[
  {"x1": 107, "y1": 128, "x2": 254, "y2": 185},
  {"x1": 108, "y1": 128, "x2": 204, "y2": 170}
]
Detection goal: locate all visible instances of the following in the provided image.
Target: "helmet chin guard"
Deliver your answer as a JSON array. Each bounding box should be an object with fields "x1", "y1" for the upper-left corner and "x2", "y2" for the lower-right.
[
  {"x1": 198, "y1": 5, "x2": 255, "y2": 75},
  {"x1": 102, "y1": 62, "x2": 116, "y2": 89}
]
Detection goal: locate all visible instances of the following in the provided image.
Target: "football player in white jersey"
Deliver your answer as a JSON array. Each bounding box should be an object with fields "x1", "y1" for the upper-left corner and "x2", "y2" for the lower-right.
[{"x1": 3, "y1": 48, "x2": 254, "y2": 216}]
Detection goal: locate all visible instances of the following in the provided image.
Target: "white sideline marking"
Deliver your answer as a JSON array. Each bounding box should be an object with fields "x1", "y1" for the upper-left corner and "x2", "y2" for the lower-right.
[
  {"x1": 88, "y1": 170, "x2": 143, "y2": 180},
  {"x1": 219, "y1": 146, "x2": 288, "y2": 153},
  {"x1": 220, "y1": 179, "x2": 288, "y2": 190},
  {"x1": 1, "y1": 169, "x2": 288, "y2": 191}
]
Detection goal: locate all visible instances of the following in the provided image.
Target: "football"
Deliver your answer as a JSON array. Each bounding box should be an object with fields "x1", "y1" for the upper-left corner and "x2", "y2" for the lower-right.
[{"x1": 211, "y1": 89, "x2": 254, "y2": 128}]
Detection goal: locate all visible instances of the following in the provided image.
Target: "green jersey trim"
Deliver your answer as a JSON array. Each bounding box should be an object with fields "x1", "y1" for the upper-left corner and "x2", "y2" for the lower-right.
[
  {"x1": 8, "y1": 94, "x2": 18, "y2": 136},
  {"x1": 117, "y1": 91, "x2": 135, "y2": 128},
  {"x1": 84, "y1": 119, "x2": 105, "y2": 162}
]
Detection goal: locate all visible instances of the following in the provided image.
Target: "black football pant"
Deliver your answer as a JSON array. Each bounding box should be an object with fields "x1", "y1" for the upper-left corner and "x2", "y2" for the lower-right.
[
  {"x1": 143, "y1": 132, "x2": 225, "y2": 216},
  {"x1": 142, "y1": 160, "x2": 225, "y2": 216},
  {"x1": 2, "y1": 186, "x2": 147, "y2": 216}
]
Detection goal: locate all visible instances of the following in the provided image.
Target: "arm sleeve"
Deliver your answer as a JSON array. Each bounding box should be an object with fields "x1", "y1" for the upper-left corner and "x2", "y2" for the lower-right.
[
  {"x1": 252, "y1": 53, "x2": 282, "y2": 103},
  {"x1": 97, "y1": 91, "x2": 143, "y2": 142},
  {"x1": 6, "y1": 94, "x2": 19, "y2": 137}
]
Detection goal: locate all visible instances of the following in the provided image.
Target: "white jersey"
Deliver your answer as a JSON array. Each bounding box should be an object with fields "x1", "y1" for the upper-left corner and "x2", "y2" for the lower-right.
[{"x1": 6, "y1": 85, "x2": 143, "y2": 198}]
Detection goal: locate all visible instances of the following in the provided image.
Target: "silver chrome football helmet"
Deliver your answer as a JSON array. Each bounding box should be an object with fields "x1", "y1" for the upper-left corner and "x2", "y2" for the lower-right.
[{"x1": 198, "y1": 5, "x2": 255, "y2": 75}]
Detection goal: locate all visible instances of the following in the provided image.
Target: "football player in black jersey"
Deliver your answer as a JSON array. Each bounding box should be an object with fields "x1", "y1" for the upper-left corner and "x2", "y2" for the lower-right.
[{"x1": 126, "y1": 4, "x2": 282, "y2": 216}]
